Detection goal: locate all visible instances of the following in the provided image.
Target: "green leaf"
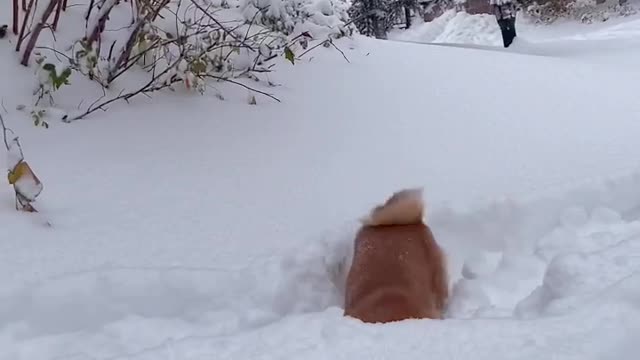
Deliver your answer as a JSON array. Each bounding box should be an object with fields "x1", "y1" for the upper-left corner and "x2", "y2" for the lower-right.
[
  {"x1": 42, "y1": 63, "x2": 56, "y2": 72},
  {"x1": 191, "y1": 60, "x2": 207, "y2": 74},
  {"x1": 284, "y1": 47, "x2": 295, "y2": 65},
  {"x1": 60, "y1": 68, "x2": 72, "y2": 82}
]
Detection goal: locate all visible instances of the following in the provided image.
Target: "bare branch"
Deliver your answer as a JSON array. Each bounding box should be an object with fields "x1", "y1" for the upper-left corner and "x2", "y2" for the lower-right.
[
  {"x1": 0, "y1": 112, "x2": 12, "y2": 151},
  {"x1": 16, "y1": 0, "x2": 37, "y2": 52},
  {"x1": 13, "y1": 0, "x2": 20, "y2": 35},
  {"x1": 87, "y1": 2, "x2": 116, "y2": 45},
  {"x1": 189, "y1": 0, "x2": 254, "y2": 51},
  {"x1": 328, "y1": 39, "x2": 350, "y2": 63},
  {"x1": 72, "y1": 54, "x2": 185, "y2": 120},
  {"x1": 52, "y1": 0, "x2": 63, "y2": 31},
  {"x1": 35, "y1": 45, "x2": 73, "y2": 62}
]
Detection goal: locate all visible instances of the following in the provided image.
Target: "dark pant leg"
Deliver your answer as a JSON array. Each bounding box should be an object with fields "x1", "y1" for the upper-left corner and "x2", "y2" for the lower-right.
[
  {"x1": 502, "y1": 18, "x2": 516, "y2": 48},
  {"x1": 511, "y1": 17, "x2": 517, "y2": 37},
  {"x1": 497, "y1": 19, "x2": 509, "y2": 48}
]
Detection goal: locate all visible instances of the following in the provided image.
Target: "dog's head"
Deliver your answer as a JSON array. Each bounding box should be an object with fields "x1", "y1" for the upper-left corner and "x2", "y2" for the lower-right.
[{"x1": 360, "y1": 188, "x2": 425, "y2": 227}]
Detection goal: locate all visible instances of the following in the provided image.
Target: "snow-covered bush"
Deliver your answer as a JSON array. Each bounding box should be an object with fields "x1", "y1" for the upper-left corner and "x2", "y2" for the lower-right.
[
  {"x1": 523, "y1": 0, "x2": 636, "y2": 24},
  {"x1": 240, "y1": 0, "x2": 354, "y2": 38},
  {"x1": 9, "y1": 0, "x2": 353, "y2": 121},
  {"x1": 33, "y1": 56, "x2": 72, "y2": 109}
]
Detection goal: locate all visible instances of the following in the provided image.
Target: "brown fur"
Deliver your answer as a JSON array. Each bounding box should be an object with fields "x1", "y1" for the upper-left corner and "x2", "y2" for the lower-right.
[{"x1": 343, "y1": 188, "x2": 449, "y2": 323}]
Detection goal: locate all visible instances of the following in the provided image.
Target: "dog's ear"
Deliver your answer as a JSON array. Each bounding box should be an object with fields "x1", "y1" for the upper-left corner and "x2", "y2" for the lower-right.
[{"x1": 361, "y1": 188, "x2": 425, "y2": 226}]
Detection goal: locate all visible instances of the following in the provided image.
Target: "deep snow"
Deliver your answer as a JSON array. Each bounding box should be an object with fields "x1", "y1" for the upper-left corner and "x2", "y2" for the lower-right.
[{"x1": 2, "y1": 4, "x2": 640, "y2": 360}]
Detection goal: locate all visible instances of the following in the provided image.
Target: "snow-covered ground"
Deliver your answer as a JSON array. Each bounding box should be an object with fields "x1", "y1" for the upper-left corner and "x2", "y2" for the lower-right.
[{"x1": 2, "y1": 4, "x2": 640, "y2": 360}]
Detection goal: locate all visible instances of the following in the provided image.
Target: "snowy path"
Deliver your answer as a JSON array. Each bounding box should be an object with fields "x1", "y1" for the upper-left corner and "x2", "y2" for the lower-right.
[
  {"x1": 3, "y1": 9, "x2": 640, "y2": 360},
  {"x1": 389, "y1": 11, "x2": 640, "y2": 66}
]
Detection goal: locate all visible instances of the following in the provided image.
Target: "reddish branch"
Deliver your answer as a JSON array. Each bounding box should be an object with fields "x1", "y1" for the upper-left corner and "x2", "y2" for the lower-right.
[
  {"x1": 16, "y1": 0, "x2": 36, "y2": 52},
  {"x1": 107, "y1": 1, "x2": 165, "y2": 83},
  {"x1": 20, "y1": 0, "x2": 60, "y2": 66},
  {"x1": 108, "y1": 20, "x2": 144, "y2": 83},
  {"x1": 13, "y1": 0, "x2": 19, "y2": 34},
  {"x1": 87, "y1": 1, "x2": 118, "y2": 45},
  {"x1": 53, "y1": 0, "x2": 63, "y2": 31}
]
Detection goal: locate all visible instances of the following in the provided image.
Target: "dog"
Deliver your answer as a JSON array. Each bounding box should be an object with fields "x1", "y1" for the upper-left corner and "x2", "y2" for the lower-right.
[{"x1": 343, "y1": 188, "x2": 448, "y2": 323}]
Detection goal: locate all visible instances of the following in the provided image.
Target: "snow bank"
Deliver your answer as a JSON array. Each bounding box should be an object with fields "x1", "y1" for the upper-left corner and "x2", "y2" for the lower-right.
[
  {"x1": 389, "y1": 10, "x2": 502, "y2": 45},
  {"x1": 447, "y1": 203, "x2": 640, "y2": 319}
]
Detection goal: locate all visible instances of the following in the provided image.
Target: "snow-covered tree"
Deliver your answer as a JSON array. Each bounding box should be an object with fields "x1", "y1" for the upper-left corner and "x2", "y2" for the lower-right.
[
  {"x1": 349, "y1": 0, "x2": 426, "y2": 38},
  {"x1": 348, "y1": 0, "x2": 398, "y2": 38}
]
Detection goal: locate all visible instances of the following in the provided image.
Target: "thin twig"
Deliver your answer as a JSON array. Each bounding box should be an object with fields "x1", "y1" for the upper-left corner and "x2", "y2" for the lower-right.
[
  {"x1": 0, "y1": 112, "x2": 15, "y2": 151},
  {"x1": 204, "y1": 75, "x2": 280, "y2": 102},
  {"x1": 107, "y1": 37, "x2": 176, "y2": 84},
  {"x1": 188, "y1": 0, "x2": 254, "y2": 51},
  {"x1": 72, "y1": 54, "x2": 185, "y2": 120},
  {"x1": 328, "y1": 39, "x2": 350, "y2": 63},
  {"x1": 36, "y1": 45, "x2": 73, "y2": 62},
  {"x1": 297, "y1": 39, "x2": 327, "y2": 59},
  {"x1": 85, "y1": 0, "x2": 96, "y2": 28}
]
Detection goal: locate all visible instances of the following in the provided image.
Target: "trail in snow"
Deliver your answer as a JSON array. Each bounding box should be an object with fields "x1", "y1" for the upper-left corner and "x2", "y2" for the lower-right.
[{"x1": 389, "y1": 10, "x2": 640, "y2": 66}]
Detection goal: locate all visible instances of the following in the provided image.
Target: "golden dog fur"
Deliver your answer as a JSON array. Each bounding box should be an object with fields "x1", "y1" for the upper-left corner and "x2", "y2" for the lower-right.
[{"x1": 343, "y1": 188, "x2": 449, "y2": 323}]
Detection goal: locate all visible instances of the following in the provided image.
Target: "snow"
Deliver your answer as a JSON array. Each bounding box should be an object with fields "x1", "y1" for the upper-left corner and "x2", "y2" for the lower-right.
[
  {"x1": 389, "y1": 10, "x2": 503, "y2": 45},
  {"x1": 2, "y1": 4, "x2": 640, "y2": 360}
]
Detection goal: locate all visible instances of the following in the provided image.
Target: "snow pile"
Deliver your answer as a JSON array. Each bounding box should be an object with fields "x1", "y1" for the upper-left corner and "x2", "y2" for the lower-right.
[
  {"x1": 447, "y1": 250, "x2": 546, "y2": 318},
  {"x1": 389, "y1": 9, "x2": 458, "y2": 43},
  {"x1": 446, "y1": 204, "x2": 640, "y2": 321},
  {"x1": 517, "y1": 207, "x2": 640, "y2": 318},
  {"x1": 434, "y1": 11, "x2": 503, "y2": 44},
  {"x1": 390, "y1": 10, "x2": 502, "y2": 45}
]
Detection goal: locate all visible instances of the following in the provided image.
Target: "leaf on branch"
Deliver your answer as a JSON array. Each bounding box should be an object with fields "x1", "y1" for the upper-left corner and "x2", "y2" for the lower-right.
[
  {"x1": 9, "y1": 161, "x2": 43, "y2": 202},
  {"x1": 284, "y1": 46, "x2": 295, "y2": 65},
  {"x1": 191, "y1": 60, "x2": 207, "y2": 74}
]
